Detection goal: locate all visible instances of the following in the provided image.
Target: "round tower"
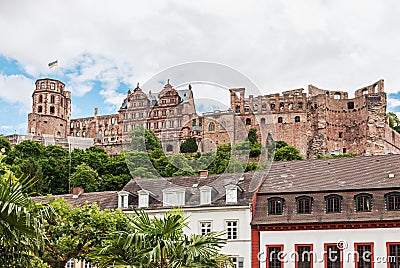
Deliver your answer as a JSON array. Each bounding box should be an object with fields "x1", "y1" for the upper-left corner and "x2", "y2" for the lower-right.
[{"x1": 27, "y1": 78, "x2": 71, "y2": 138}]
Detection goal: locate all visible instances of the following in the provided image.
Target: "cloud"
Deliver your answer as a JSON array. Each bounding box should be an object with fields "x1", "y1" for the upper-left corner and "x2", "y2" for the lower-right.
[
  {"x1": 388, "y1": 98, "x2": 400, "y2": 110},
  {"x1": 0, "y1": 122, "x2": 27, "y2": 135},
  {"x1": 0, "y1": 74, "x2": 34, "y2": 113}
]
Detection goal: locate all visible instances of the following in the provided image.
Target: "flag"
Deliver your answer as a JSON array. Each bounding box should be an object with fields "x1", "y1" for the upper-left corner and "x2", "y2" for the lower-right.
[{"x1": 48, "y1": 60, "x2": 58, "y2": 68}]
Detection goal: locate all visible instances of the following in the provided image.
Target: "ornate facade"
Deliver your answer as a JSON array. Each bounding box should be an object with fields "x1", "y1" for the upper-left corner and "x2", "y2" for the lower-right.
[{"x1": 26, "y1": 78, "x2": 400, "y2": 158}]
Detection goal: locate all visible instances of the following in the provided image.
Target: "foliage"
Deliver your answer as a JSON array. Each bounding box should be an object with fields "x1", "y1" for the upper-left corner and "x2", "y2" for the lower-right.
[
  {"x1": 180, "y1": 137, "x2": 198, "y2": 153},
  {"x1": 39, "y1": 198, "x2": 129, "y2": 268},
  {"x1": 247, "y1": 128, "x2": 258, "y2": 144},
  {"x1": 70, "y1": 163, "x2": 99, "y2": 192},
  {"x1": 0, "y1": 136, "x2": 11, "y2": 154},
  {"x1": 0, "y1": 151, "x2": 51, "y2": 267},
  {"x1": 388, "y1": 112, "x2": 400, "y2": 133},
  {"x1": 274, "y1": 140, "x2": 289, "y2": 150},
  {"x1": 274, "y1": 145, "x2": 303, "y2": 161},
  {"x1": 130, "y1": 126, "x2": 162, "y2": 152},
  {"x1": 97, "y1": 209, "x2": 231, "y2": 268}
]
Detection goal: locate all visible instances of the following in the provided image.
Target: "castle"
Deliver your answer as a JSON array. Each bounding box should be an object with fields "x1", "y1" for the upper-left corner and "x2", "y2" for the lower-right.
[{"x1": 23, "y1": 78, "x2": 400, "y2": 158}]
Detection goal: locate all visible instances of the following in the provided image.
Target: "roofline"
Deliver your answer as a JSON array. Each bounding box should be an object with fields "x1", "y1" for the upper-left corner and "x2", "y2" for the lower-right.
[{"x1": 257, "y1": 186, "x2": 400, "y2": 196}]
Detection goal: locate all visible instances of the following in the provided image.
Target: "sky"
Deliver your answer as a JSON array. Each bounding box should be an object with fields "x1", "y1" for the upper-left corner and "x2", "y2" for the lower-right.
[{"x1": 1, "y1": 0, "x2": 400, "y2": 135}]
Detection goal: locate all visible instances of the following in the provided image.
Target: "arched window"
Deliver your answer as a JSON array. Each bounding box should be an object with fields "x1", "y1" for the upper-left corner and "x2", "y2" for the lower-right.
[
  {"x1": 60, "y1": 98, "x2": 63, "y2": 106},
  {"x1": 76, "y1": 132, "x2": 80, "y2": 137},
  {"x1": 38, "y1": 106, "x2": 43, "y2": 113},
  {"x1": 245, "y1": 118, "x2": 251, "y2": 125},
  {"x1": 296, "y1": 196, "x2": 313, "y2": 214},
  {"x1": 362, "y1": 89, "x2": 368, "y2": 95},
  {"x1": 325, "y1": 194, "x2": 342, "y2": 213},
  {"x1": 295, "y1": 116, "x2": 300, "y2": 122},
  {"x1": 166, "y1": 144, "x2": 173, "y2": 152},
  {"x1": 354, "y1": 193, "x2": 372, "y2": 212},
  {"x1": 262, "y1": 103, "x2": 267, "y2": 111},
  {"x1": 39, "y1": 95, "x2": 43, "y2": 103},
  {"x1": 279, "y1": 102, "x2": 284, "y2": 110},
  {"x1": 278, "y1": 117, "x2": 283, "y2": 123},
  {"x1": 40, "y1": 82, "x2": 45, "y2": 89},
  {"x1": 235, "y1": 105, "x2": 240, "y2": 113},
  {"x1": 82, "y1": 131, "x2": 86, "y2": 137},
  {"x1": 261, "y1": 118, "x2": 266, "y2": 125},
  {"x1": 50, "y1": 106, "x2": 55, "y2": 114},
  {"x1": 268, "y1": 197, "x2": 284, "y2": 215},
  {"x1": 208, "y1": 122, "x2": 215, "y2": 132},
  {"x1": 385, "y1": 192, "x2": 400, "y2": 211},
  {"x1": 334, "y1": 92, "x2": 341, "y2": 100},
  {"x1": 253, "y1": 104, "x2": 258, "y2": 111},
  {"x1": 50, "y1": 95, "x2": 55, "y2": 104}
]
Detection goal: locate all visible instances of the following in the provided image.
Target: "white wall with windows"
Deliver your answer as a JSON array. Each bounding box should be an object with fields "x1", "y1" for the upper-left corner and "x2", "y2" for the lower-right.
[{"x1": 258, "y1": 228, "x2": 400, "y2": 268}]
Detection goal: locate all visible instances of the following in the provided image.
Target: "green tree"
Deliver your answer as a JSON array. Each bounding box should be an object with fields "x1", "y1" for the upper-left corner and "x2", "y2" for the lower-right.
[
  {"x1": 388, "y1": 112, "x2": 400, "y2": 133},
  {"x1": 274, "y1": 145, "x2": 303, "y2": 161},
  {"x1": 0, "y1": 136, "x2": 11, "y2": 154},
  {"x1": 70, "y1": 163, "x2": 99, "y2": 192},
  {"x1": 39, "y1": 199, "x2": 129, "y2": 268},
  {"x1": 98, "y1": 209, "x2": 231, "y2": 267},
  {"x1": 130, "y1": 126, "x2": 162, "y2": 152},
  {"x1": 248, "y1": 128, "x2": 258, "y2": 144},
  {"x1": 180, "y1": 137, "x2": 198, "y2": 153}
]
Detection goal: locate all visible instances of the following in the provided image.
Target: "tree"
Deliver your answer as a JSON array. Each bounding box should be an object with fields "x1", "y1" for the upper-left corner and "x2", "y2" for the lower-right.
[
  {"x1": 0, "y1": 136, "x2": 11, "y2": 154},
  {"x1": 180, "y1": 137, "x2": 198, "y2": 153},
  {"x1": 274, "y1": 145, "x2": 303, "y2": 161},
  {"x1": 0, "y1": 151, "x2": 50, "y2": 267},
  {"x1": 247, "y1": 128, "x2": 258, "y2": 144},
  {"x1": 97, "y1": 209, "x2": 231, "y2": 267},
  {"x1": 70, "y1": 163, "x2": 99, "y2": 192},
  {"x1": 130, "y1": 126, "x2": 162, "y2": 152},
  {"x1": 38, "y1": 199, "x2": 129, "y2": 268},
  {"x1": 388, "y1": 112, "x2": 400, "y2": 133}
]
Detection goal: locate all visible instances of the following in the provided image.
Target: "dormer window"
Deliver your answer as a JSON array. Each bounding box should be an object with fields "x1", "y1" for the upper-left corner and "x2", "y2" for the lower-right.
[
  {"x1": 296, "y1": 196, "x2": 313, "y2": 214},
  {"x1": 200, "y1": 186, "x2": 215, "y2": 205},
  {"x1": 118, "y1": 191, "x2": 130, "y2": 209},
  {"x1": 268, "y1": 197, "x2": 284, "y2": 215},
  {"x1": 138, "y1": 190, "x2": 150, "y2": 208},
  {"x1": 163, "y1": 188, "x2": 186, "y2": 207},
  {"x1": 225, "y1": 185, "x2": 241, "y2": 204},
  {"x1": 325, "y1": 194, "x2": 342, "y2": 213},
  {"x1": 385, "y1": 192, "x2": 400, "y2": 211},
  {"x1": 355, "y1": 193, "x2": 372, "y2": 212}
]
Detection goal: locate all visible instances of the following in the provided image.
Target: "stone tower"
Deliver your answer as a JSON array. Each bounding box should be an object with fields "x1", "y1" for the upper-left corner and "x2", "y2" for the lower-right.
[{"x1": 28, "y1": 78, "x2": 71, "y2": 138}]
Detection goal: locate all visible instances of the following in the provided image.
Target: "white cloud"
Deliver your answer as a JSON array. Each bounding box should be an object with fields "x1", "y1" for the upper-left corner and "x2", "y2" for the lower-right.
[
  {"x1": 0, "y1": 122, "x2": 27, "y2": 135},
  {"x1": 0, "y1": 74, "x2": 34, "y2": 113},
  {"x1": 388, "y1": 98, "x2": 400, "y2": 109}
]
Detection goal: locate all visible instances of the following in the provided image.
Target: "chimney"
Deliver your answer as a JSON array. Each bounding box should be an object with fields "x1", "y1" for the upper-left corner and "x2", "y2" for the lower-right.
[
  {"x1": 72, "y1": 187, "x2": 84, "y2": 198},
  {"x1": 199, "y1": 170, "x2": 208, "y2": 179}
]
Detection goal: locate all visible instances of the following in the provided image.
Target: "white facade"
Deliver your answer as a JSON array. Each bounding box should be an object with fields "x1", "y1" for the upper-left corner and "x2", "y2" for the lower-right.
[
  {"x1": 126, "y1": 205, "x2": 252, "y2": 268},
  {"x1": 258, "y1": 228, "x2": 400, "y2": 268}
]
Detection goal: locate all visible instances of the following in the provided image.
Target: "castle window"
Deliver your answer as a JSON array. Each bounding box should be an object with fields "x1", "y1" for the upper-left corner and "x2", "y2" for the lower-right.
[
  {"x1": 38, "y1": 106, "x2": 43, "y2": 113},
  {"x1": 166, "y1": 92, "x2": 170, "y2": 96},
  {"x1": 295, "y1": 116, "x2": 300, "y2": 122},
  {"x1": 170, "y1": 110, "x2": 174, "y2": 115},
  {"x1": 270, "y1": 103, "x2": 276, "y2": 110},
  {"x1": 262, "y1": 103, "x2": 267, "y2": 111},
  {"x1": 279, "y1": 102, "x2": 284, "y2": 110},
  {"x1": 162, "y1": 99, "x2": 166, "y2": 104},
  {"x1": 278, "y1": 117, "x2": 283, "y2": 123},
  {"x1": 76, "y1": 132, "x2": 80, "y2": 137},
  {"x1": 334, "y1": 92, "x2": 341, "y2": 99},
  {"x1": 348, "y1": 102, "x2": 354, "y2": 109},
  {"x1": 253, "y1": 104, "x2": 258, "y2": 111},
  {"x1": 154, "y1": 111, "x2": 158, "y2": 117},
  {"x1": 162, "y1": 121, "x2": 166, "y2": 129},
  {"x1": 325, "y1": 194, "x2": 342, "y2": 213},
  {"x1": 385, "y1": 192, "x2": 400, "y2": 211},
  {"x1": 39, "y1": 95, "x2": 43, "y2": 103},
  {"x1": 245, "y1": 118, "x2": 251, "y2": 125},
  {"x1": 268, "y1": 197, "x2": 284, "y2": 215},
  {"x1": 50, "y1": 82, "x2": 55, "y2": 90},
  {"x1": 298, "y1": 102, "x2": 303, "y2": 109},
  {"x1": 169, "y1": 121, "x2": 174, "y2": 128},
  {"x1": 178, "y1": 120, "x2": 182, "y2": 127},
  {"x1": 178, "y1": 109, "x2": 182, "y2": 115},
  {"x1": 362, "y1": 89, "x2": 368, "y2": 95},
  {"x1": 40, "y1": 82, "x2": 45, "y2": 89},
  {"x1": 339, "y1": 132, "x2": 343, "y2": 138},
  {"x1": 111, "y1": 118, "x2": 116, "y2": 125},
  {"x1": 355, "y1": 193, "x2": 372, "y2": 212},
  {"x1": 162, "y1": 110, "x2": 167, "y2": 116},
  {"x1": 166, "y1": 144, "x2": 173, "y2": 152},
  {"x1": 60, "y1": 98, "x2": 63, "y2": 106},
  {"x1": 296, "y1": 196, "x2": 313, "y2": 214},
  {"x1": 244, "y1": 104, "x2": 250, "y2": 112},
  {"x1": 235, "y1": 105, "x2": 240, "y2": 113},
  {"x1": 208, "y1": 122, "x2": 215, "y2": 132},
  {"x1": 50, "y1": 95, "x2": 55, "y2": 104},
  {"x1": 82, "y1": 132, "x2": 86, "y2": 137},
  {"x1": 170, "y1": 98, "x2": 175, "y2": 104},
  {"x1": 154, "y1": 122, "x2": 158, "y2": 129},
  {"x1": 50, "y1": 106, "x2": 55, "y2": 114},
  {"x1": 261, "y1": 118, "x2": 265, "y2": 125}
]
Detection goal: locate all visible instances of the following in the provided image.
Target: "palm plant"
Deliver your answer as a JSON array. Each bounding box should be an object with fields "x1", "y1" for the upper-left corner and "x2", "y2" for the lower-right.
[
  {"x1": 97, "y1": 209, "x2": 231, "y2": 268},
  {"x1": 0, "y1": 151, "x2": 50, "y2": 267}
]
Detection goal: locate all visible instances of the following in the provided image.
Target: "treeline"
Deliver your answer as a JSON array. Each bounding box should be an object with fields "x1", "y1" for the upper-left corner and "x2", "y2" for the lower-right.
[{"x1": 0, "y1": 127, "x2": 303, "y2": 195}]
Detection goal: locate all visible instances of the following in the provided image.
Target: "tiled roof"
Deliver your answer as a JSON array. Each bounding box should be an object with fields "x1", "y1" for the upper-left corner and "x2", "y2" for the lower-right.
[{"x1": 253, "y1": 154, "x2": 400, "y2": 225}]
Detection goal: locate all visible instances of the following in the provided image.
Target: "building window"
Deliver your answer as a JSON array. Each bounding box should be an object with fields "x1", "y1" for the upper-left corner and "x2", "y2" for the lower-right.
[
  {"x1": 50, "y1": 82, "x2": 55, "y2": 90},
  {"x1": 355, "y1": 193, "x2": 372, "y2": 212},
  {"x1": 296, "y1": 196, "x2": 313, "y2": 214},
  {"x1": 154, "y1": 122, "x2": 158, "y2": 129},
  {"x1": 348, "y1": 102, "x2": 355, "y2": 109},
  {"x1": 76, "y1": 132, "x2": 80, "y2": 137},
  {"x1": 200, "y1": 187, "x2": 212, "y2": 205},
  {"x1": 268, "y1": 197, "x2": 284, "y2": 215},
  {"x1": 38, "y1": 95, "x2": 43, "y2": 103},
  {"x1": 295, "y1": 116, "x2": 301, "y2": 122},
  {"x1": 162, "y1": 99, "x2": 166, "y2": 104},
  {"x1": 138, "y1": 190, "x2": 149, "y2": 208},
  {"x1": 325, "y1": 194, "x2": 342, "y2": 213},
  {"x1": 244, "y1": 104, "x2": 250, "y2": 112},
  {"x1": 38, "y1": 106, "x2": 43, "y2": 113},
  {"x1": 385, "y1": 192, "x2": 400, "y2": 211},
  {"x1": 40, "y1": 82, "x2": 45, "y2": 89},
  {"x1": 178, "y1": 120, "x2": 182, "y2": 127},
  {"x1": 118, "y1": 192, "x2": 129, "y2": 209},
  {"x1": 261, "y1": 118, "x2": 266, "y2": 125},
  {"x1": 50, "y1": 106, "x2": 55, "y2": 114},
  {"x1": 208, "y1": 122, "x2": 215, "y2": 132},
  {"x1": 200, "y1": 221, "x2": 212, "y2": 235},
  {"x1": 279, "y1": 102, "x2": 284, "y2": 110},
  {"x1": 262, "y1": 103, "x2": 267, "y2": 111},
  {"x1": 163, "y1": 189, "x2": 185, "y2": 206},
  {"x1": 278, "y1": 117, "x2": 283, "y2": 123},
  {"x1": 324, "y1": 243, "x2": 342, "y2": 268},
  {"x1": 226, "y1": 220, "x2": 238, "y2": 240},
  {"x1": 162, "y1": 110, "x2": 167, "y2": 116},
  {"x1": 355, "y1": 243, "x2": 373, "y2": 268},
  {"x1": 387, "y1": 243, "x2": 400, "y2": 268},
  {"x1": 225, "y1": 185, "x2": 238, "y2": 203},
  {"x1": 66, "y1": 259, "x2": 75, "y2": 268},
  {"x1": 295, "y1": 244, "x2": 313, "y2": 268},
  {"x1": 338, "y1": 132, "x2": 343, "y2": 138},
  {"x1": 162, "y1": 121, "x2": 166, "y2": 129},
  {"x1": 334, "y1": 93, "x2": 341, "y2": 100},
  {"x1": 362, "y1": 89, "x2": 368, "y2": 95},
  {"x1": 169, "y1": 120, "x2": 174, "y2": 128},
  {"x1": 170, "y1": 98, "x2": 175, "y2": 103},
  {"x1": 298, "y1": 102, "x2": 303, "y2": 109},
  {"x1": 253, "y1": 104, "x2": 258, "y2": 111},
  {"x1": 245, "y1": 118, "x2": 251, "y2": 125},
  {"x1": 153, "y1": 111, "x2": 158, "y2": 117},
  {"x1": 178, "y1": 109, "x2": 182, "y2": 115},
  {"x1": 166, "y1": 144, "x2": 173, "y2": 152},
  {"x1": 266, "y1": 245, "x2": 284, "y2": 268},
  {"x1": 50, "y1": 95, "x2": 55, "y2": 103},
  {"x1": 235, "y1": 105, "x2": 240, "y2": 113}
]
